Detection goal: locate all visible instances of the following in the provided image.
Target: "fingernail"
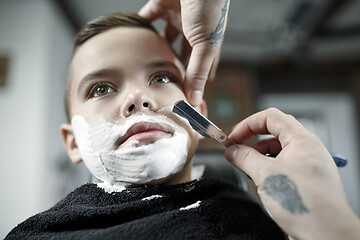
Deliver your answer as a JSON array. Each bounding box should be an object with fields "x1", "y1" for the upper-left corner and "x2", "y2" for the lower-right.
[
  {"x1": 190, "y1": 90, "x2": 202, "y2": 106},
  {"x1": 226, "y1": 145, "x2": 238, "y2": 162}
]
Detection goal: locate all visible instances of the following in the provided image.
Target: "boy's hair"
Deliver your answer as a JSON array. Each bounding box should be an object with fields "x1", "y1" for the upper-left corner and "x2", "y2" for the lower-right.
[{"x1": 64, "y1": 12, "x2": 157, "y2": 122}]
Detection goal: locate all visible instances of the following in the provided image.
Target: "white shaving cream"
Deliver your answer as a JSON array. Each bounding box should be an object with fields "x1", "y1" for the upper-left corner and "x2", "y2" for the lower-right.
[
  {"x1": 71, "y1": 114, "x2": 189, "y2": 192},
  {"x1": 141, "y1": 195, "x2": 163, "y2": 201},
  {"x1": 180, "y1": 200, "x2": 201, "y2": 211}
]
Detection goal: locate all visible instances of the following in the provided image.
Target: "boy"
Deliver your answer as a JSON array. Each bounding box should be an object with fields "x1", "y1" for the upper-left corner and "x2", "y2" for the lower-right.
[{"x1": 6, "y1": 12, "x2": 286, "y2": 239}]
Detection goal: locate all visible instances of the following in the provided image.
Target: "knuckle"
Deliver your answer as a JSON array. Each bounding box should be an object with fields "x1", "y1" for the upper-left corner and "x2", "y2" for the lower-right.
[
  {"x1": 266, "y1": 107, "x2": 282, "y2": 116},
  {"x1": 308, "y1": 131, "x2": 322, "y2": 145},
  {"x1": 266, "y1": 107, "x2": 280, "y2": 112},
  {"x1": 286, "y1": 113, "x2": 296, "y2": 121},
  {"x1": 294, "y1": 130, "x2": 322, "y2": 147},
  {"x1": 190, "y1": 72, "x2": 208, "y2": 81},
  {"x1": 187, "y1": 74, "x2": 208, "y2": 88}
]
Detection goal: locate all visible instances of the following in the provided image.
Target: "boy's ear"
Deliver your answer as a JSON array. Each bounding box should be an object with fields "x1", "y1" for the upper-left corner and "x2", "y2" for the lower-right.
[{"x1": 60, "y1": 124, "x2": 82, "y2": 164}]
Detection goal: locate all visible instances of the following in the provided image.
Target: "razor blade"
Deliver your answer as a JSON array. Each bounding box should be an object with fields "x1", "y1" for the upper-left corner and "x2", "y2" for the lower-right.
[
  {"x1": 172, "y1": 100, "x2": 347, "y2": 167},
  {"x1": 172, "y1": 100, "x2": 235, "y2": 147}
]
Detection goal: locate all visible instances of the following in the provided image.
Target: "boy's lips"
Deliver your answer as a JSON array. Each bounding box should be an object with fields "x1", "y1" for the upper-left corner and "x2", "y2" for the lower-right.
[{"x1": 116, "y1": 122, "x2": 174, "y2": 147}]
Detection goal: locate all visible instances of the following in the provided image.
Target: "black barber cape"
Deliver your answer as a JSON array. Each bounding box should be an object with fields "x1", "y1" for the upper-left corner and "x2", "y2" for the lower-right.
[{"x1": 6, "y1": 178, "x2": 287, "y2": 239}]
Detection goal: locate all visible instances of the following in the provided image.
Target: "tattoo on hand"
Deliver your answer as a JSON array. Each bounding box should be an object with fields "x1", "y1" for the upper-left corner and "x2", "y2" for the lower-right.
[
  {"x1": 264, "y1": 174, "x2": 309, "y2": 214},
  {"x1": 206, "y1": 0, "x2": 228, "y2": 46}
]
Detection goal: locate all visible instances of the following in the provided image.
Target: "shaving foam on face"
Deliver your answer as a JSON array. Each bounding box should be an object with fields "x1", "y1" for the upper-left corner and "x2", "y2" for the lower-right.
[{"x1": 71, "y1": 114, "x2": 189, "y2": 192}]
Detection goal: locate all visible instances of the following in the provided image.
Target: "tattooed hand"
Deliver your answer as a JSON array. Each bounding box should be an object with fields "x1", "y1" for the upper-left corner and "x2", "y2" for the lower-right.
[
  {"x1": 225, "y1": 108, "x2": 360, "y2": 240},
  {"x1": 139, "y1": 0, "x2": 230, "y2": 106}
]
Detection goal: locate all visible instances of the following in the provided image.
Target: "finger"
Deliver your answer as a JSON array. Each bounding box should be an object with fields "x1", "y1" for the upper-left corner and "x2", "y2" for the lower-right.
[
  {"x1": 164, "y1": 23, "x2": 180, "y2": 45},
  {"x1": 184, "y1": 44, "x2": 218, "y2": 106},
  {"x1": 229, "y1": 108, "x2": 304, "y2": 148},
  {"x1": 252, "y1": 137, "x2": 282, "y2": 156},
  {"x1": 208, "y1": 46, "x2": 221, "y2": 82},
  {"x1": 138, "y1": 1, "x2": 162, "y2": 22},
  {"x1": 225, "y1": 144, "x2": 269, "y2": 182}
]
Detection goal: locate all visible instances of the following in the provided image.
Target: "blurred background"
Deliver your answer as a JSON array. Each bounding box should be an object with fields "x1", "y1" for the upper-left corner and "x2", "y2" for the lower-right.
[{"x1": 1, "y1": 0, "x2": 359, "y2": 237}]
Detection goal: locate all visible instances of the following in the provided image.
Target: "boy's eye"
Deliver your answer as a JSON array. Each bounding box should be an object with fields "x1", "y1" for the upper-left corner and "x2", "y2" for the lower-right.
[
  {"x1": 88, "y1": 83, "x2": 116, "y2": 98},
  {"x1": 149, "y1": 72, "x2": 179, "y2": 85}
]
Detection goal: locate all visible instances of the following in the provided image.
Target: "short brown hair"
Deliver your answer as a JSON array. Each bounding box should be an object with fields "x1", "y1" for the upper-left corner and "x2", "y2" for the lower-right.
[{"x1": 64, "y1": 12, "x2": 157, "y2": 122}]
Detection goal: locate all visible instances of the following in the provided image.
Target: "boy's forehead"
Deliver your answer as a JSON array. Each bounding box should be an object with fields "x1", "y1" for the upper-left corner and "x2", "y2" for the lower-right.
[
  {"x1": 73, "y1": 27, "x2": 181, "y2": 65},
  {"x1": 71, "y1": 26, "x2": 184, "y2": 84}
]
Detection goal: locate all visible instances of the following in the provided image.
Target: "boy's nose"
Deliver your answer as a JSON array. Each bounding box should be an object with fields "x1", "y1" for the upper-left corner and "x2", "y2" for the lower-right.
[{"x1": 121, "y1": 89, "x2": 156, "y2": 117}]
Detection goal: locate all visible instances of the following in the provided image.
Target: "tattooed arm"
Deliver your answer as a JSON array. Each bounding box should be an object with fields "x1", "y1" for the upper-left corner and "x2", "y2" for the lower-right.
[
  {"x1": 139, "y1": 0, "x2": 230, "y2": 106},
  {"x1": 225, "y1": 108, "x2": 360, "y2": 240}
]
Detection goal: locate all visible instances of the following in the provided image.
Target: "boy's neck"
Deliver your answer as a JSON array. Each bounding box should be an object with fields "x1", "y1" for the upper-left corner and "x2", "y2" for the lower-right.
[{"x1": 164, "y1": 159, "x2": 193, "y2": 186}]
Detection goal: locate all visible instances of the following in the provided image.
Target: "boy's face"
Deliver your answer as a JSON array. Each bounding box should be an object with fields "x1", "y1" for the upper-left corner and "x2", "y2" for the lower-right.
[{"x1": 61, "y1": 27, "x2": 205, "y2": 187}]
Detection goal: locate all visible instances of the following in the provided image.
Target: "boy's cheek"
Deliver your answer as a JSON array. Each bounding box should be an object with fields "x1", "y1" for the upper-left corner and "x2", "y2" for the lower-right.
[
  {"x1": 185, "y1": 130, "x2": 200, "y2": 163},
  {"x1": 186, "y1": 128, "x2": 200, "y2": 148}
]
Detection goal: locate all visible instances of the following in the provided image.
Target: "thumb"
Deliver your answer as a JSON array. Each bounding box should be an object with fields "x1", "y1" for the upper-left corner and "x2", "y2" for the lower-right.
[
  {"x1": 225, "y1": 144, "x2": 268, "y2": 182},
  {"x1": 184, "y1": 44, "x2": 217, "y2": 106}
]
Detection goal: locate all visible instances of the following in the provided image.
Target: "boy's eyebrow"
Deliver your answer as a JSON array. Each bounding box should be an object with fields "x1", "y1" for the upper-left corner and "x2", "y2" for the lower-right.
[{"x1": 77, "y1": 68, "x2": 120, "y2": 95}]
